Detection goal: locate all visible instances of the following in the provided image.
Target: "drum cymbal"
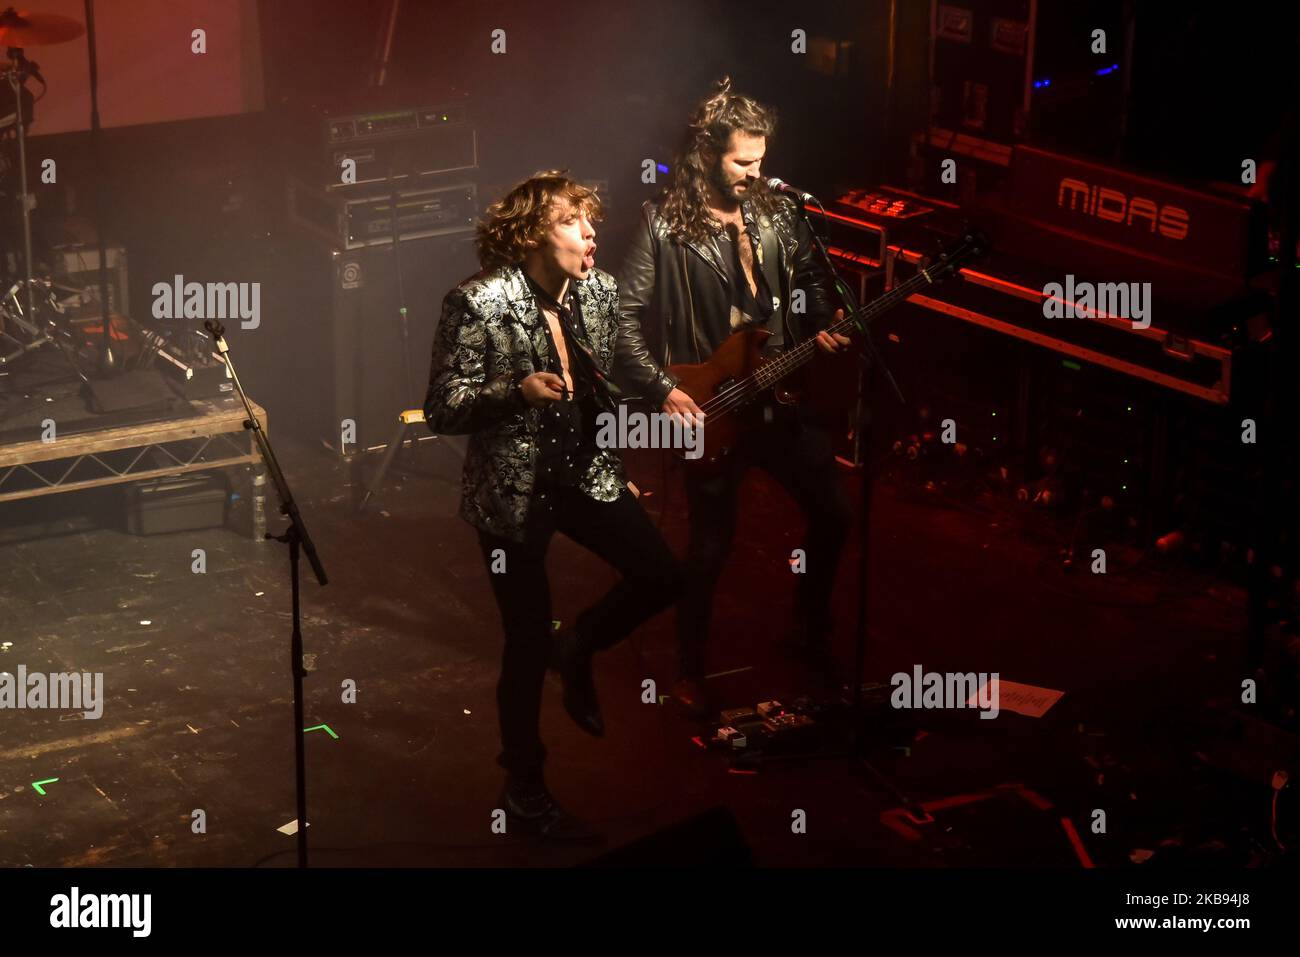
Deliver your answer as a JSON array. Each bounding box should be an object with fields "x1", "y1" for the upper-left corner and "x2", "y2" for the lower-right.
[{"x1": 0, "y1": 9, "x2": 85, "y2": 47}]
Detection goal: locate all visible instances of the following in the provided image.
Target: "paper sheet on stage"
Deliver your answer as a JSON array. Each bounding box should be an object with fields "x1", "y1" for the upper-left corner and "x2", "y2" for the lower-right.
[{"x1": 966, "y1": 678, "x2": 1065, "y2": 718}]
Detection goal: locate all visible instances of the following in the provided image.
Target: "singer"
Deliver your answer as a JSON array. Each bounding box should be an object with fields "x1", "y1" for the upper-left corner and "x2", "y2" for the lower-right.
[
  {"x1": 424, "y1": 171, "x2": 683, "y2": 841},
  {"x1": 613, "y1": 78, "x2": 853, "y2": 717}
]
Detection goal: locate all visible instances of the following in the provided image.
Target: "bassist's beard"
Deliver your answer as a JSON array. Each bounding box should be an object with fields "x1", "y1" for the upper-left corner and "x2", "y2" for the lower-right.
[{"x1": 710, "y1": 164, "x2": 746, "y2": 208}]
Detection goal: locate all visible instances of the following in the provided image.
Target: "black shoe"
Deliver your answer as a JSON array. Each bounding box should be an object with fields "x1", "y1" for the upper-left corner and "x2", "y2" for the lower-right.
[
  {"x1": 555, "y1": 630, "x2": 604, "y2": 737},
  {"x1": 670, "y1": 674, "x2": 713, "y2": 720},
  {"x1": 500, "y1": 778, "x2": 603, "y2": 844}
]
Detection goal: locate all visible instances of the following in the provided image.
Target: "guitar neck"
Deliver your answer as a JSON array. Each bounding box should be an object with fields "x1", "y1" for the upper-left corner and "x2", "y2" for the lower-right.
[{"x1": 752, "y1": 267, "x2": 937, "y2": 390}]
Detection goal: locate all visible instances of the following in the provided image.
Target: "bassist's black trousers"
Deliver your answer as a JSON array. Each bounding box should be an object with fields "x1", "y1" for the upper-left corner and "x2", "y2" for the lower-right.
[{"x1": 677, "y1": 404, "x2": 851, "y2": 677}]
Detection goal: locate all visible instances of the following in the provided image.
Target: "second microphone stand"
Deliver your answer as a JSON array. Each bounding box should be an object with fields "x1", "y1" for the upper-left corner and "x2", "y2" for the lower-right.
[
  {"x1": 789, "y1": 192, "x2": 928, "y2": 821},
  {"x1": 206, "y1": 319, "x2": 329, "y2": 868}
]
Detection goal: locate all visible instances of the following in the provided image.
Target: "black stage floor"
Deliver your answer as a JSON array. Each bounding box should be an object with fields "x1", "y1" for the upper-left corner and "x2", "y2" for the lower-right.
[{"x1": 0, "y1": 431, "x2": 1287, "y2": 867}]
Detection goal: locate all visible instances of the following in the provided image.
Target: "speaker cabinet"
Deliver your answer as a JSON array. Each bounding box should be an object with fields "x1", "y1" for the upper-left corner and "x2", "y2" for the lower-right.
[{"x1": 275, "y1": 232, "x2": 479, "y2": 453}]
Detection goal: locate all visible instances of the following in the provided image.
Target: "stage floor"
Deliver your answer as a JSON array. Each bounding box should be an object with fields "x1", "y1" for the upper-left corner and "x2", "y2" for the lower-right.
[{"x1": 0, "y1": 431, "x2": 1279, "y2": 867}]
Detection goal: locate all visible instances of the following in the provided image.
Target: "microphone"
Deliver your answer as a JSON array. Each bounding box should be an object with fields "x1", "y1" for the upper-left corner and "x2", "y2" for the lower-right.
[
  {"x1": 204, "y1": 319, "x2": 231, "y2": 356},
  {"x1": 766, "y1": 177, "x2": 818, "y2": 205}
]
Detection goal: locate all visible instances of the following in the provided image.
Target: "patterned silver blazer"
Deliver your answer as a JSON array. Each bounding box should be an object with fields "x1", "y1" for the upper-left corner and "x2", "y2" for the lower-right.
[{"x1": 422, "y1": 264, "x2": 627, "y2": 541}]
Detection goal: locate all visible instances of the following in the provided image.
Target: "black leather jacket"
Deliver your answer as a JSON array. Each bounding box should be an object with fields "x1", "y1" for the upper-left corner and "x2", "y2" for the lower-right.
[{"x1": 613, "y1": 194, "x2": 837, "y2": 408}]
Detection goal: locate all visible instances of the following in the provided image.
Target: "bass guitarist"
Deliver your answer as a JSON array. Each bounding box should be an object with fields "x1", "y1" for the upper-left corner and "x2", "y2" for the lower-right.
[{"x1": 614, "y1": 78, "x2": 854, "y2": 716}]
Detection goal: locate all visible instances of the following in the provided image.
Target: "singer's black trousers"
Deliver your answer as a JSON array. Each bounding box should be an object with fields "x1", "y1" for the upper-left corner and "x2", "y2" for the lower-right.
[
  {"x1": 677, "y1": 404, "x2": 851, "y2": 677},
  {"x1": 476, "y1": 484, "x2": 682, "y2": 778}
]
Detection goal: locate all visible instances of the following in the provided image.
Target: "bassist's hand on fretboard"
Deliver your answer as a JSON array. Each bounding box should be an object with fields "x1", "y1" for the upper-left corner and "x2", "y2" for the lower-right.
[{"x1": 815, "y1": 309, "x2": 850, "y2": 353}]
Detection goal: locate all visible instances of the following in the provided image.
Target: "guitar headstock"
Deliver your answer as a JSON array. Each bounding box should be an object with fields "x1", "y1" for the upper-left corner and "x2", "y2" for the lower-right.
[{"x1": 928, "y1": 229, "x2": 990, "y2": 282}]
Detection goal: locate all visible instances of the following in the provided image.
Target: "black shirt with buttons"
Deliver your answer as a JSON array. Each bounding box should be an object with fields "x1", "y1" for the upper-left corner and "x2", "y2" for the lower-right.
[{"x1": 524, "y1": 275, "x2": 602, "y2": 507}]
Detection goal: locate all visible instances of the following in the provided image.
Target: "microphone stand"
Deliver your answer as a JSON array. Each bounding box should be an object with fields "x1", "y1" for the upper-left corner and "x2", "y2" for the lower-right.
[
  {"x1": 84, "y1": 0, "x2": 114, "y2": 372},
  {"x1": 4, "y1": 45, "x2": 34, "y2": 334},
  {"x1": 205, "y1": 319, "x2": 329, "y2": 868},
  {"x1": 1, "y1": 44, "x2": 86, "y2": 382},
  {"x1": 788, "y1": 191, "x2": 927, "y2": 821},
  {"x1": 388, "y1": 154, "x2": 416, "y2": 413}
]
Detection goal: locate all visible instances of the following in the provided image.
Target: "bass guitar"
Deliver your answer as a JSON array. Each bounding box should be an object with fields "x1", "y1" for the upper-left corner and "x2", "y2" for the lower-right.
[{"x1": 666, "y1": 231, "x2": 988, "y2": 466}]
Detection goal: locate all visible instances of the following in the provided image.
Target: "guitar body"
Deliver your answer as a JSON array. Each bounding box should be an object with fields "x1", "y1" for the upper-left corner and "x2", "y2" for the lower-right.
[{"x1": 668, "y1": 327, "x2": 801, "y2": 470}]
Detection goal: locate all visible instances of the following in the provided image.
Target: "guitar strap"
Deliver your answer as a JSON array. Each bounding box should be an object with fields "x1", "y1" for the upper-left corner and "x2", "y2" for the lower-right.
[{"x1": 756, "y1": 218, "x2": 785, "y2": 351}]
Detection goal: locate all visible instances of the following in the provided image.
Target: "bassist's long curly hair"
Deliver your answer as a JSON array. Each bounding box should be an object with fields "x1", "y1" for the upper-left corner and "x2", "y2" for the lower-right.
[{"x1": 659, "y1": 77, "x2": 781, "y2": 245}]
